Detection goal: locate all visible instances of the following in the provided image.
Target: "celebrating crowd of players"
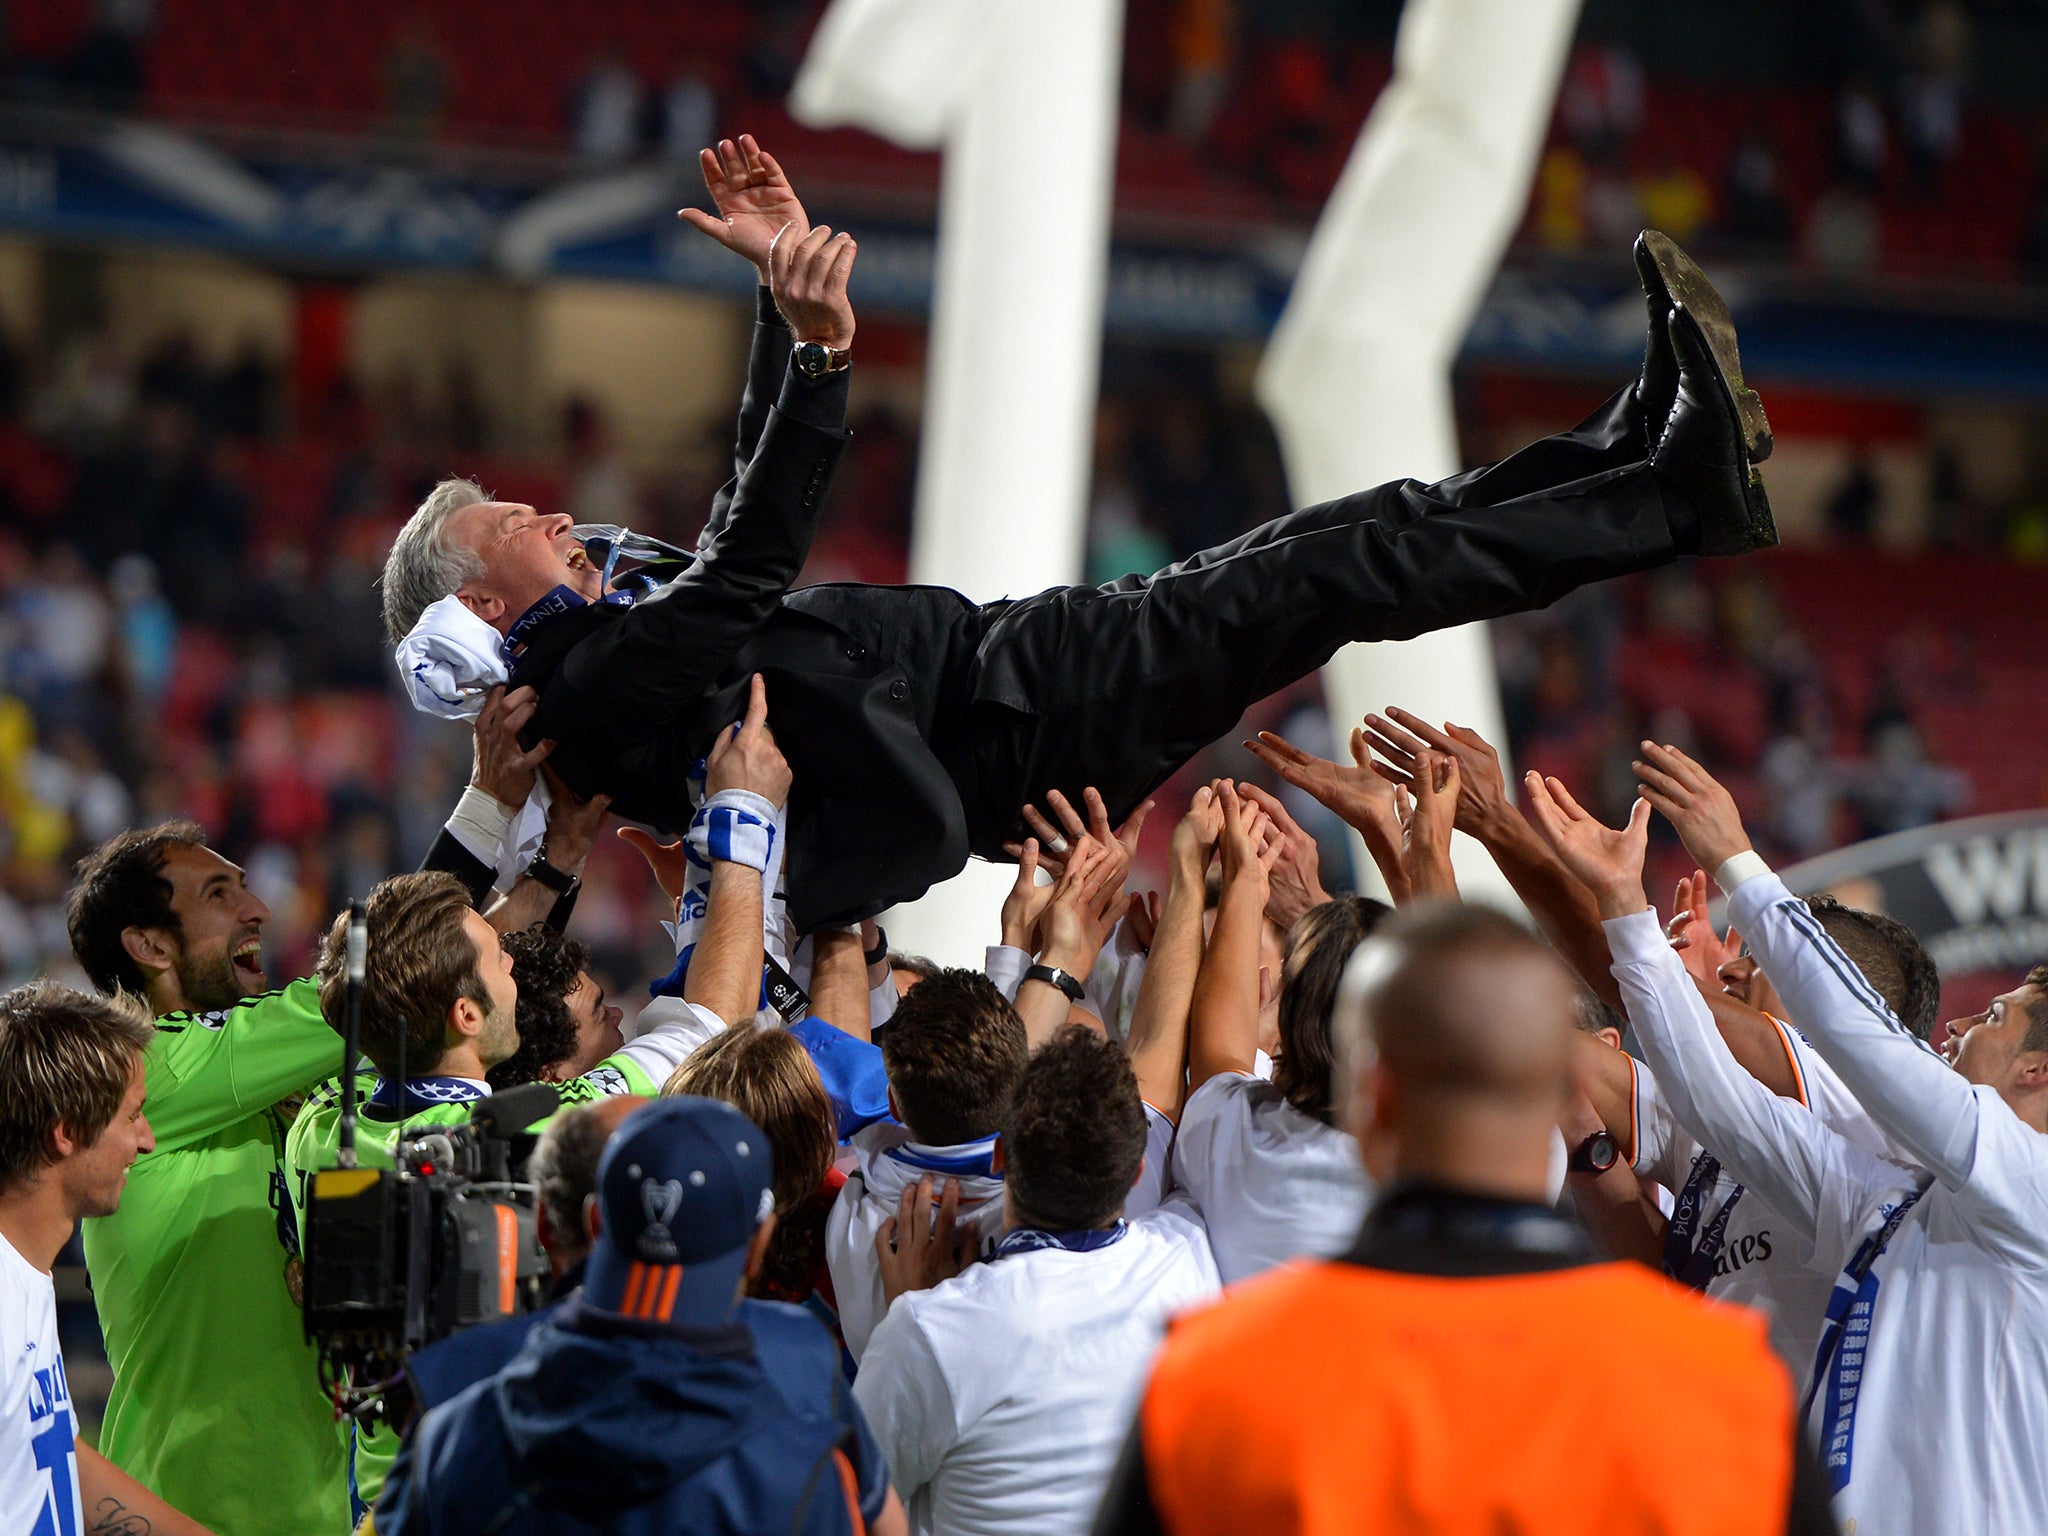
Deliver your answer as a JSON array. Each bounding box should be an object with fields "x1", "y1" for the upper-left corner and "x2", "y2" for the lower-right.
[
  {"x1": 8, "y1": 677, "x2": 2044, "y2": 1535},
  {"x1": 6, "y1": 135, "x2": 2045, "y2": 1536}
]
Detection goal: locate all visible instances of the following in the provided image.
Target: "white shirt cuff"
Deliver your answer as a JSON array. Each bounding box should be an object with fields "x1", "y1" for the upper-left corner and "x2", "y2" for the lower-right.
[
  {"x1": 1712, "y1": 849, "x2": 1772, "y2": 895},
  {"x1": 984, "y1": 944, "x2": 1031, "y2": 1001},
  {"x1": 446, "y1": 785, "x2": 516, "y2": 867},
  {"x1": 1601, "y1": 906, "x2": 1672, "y2": 966}
]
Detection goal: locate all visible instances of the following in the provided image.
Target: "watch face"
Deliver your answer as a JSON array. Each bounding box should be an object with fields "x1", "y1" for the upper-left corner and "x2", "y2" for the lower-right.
[
  {"x1": 794, "y1": 342, "x2": 828, "y2": 377},
  {"x1": 1586, "y1": 1132, "x2": 1619, "y2": 1173}
]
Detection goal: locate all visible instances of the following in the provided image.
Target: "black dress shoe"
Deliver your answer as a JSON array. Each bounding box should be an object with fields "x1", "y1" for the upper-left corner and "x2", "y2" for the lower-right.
[
  {"x1": 1653, "y1": 305, "x2": 1780, "y2": 557},
  {"x1": 1630, "y1": 242, "x2": 1680, "y2": 456},
  {"x1": 1635, "y1": 231, "x2": 1773, "y2": 466}
]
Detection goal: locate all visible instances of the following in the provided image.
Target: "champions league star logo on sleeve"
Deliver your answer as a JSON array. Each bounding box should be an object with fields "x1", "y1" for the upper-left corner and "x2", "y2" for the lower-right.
[{"x1": 639, "y1": 1179, "x2": 685, "y2": 1261}]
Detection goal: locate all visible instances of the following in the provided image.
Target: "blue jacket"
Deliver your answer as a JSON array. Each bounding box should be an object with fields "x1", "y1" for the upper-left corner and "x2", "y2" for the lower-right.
[
  {"x1": 376, "y1": 1296, "x2": 889, "y2": 1536},
  {"x1": 403, "y1": 1264, "x2": 583, "y2": 1415}
]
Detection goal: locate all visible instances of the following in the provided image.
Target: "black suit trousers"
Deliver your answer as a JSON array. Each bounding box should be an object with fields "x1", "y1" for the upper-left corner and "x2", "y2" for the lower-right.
[{"x1": 954, "y1": 385, "x2": 1686, "y2": 856}]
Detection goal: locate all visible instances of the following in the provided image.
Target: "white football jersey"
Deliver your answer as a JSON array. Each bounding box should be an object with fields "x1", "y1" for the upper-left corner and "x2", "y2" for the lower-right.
[{"x1": 1, "y1": 1231, "x2": 80, "y2": 1536}]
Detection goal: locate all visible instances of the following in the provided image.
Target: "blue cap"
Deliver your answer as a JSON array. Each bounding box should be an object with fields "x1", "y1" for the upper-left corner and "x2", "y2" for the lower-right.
[{"x1": 582, "y1": 1095, "x2": 776, "y2": 1328}]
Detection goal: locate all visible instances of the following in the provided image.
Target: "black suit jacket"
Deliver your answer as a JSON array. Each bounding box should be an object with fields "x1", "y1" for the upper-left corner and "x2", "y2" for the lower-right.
[{"x1": 510, "y1": 293, "x2": 977, "y2": 931}]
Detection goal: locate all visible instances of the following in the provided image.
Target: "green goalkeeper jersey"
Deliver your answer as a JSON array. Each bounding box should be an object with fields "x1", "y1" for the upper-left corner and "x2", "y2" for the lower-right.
[
  {"x1": 285, "y1": 1051, "x2": 658, "y2": 1510},
  {"x1": 81, "y1": 978, "x2": 352, "y2": 1536}
]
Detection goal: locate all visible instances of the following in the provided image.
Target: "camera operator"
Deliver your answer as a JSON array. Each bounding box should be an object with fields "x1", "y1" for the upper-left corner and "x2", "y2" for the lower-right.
[
  {"x1": 285, "y1": 866, "x2": 721, "y2": 1515},
  {"x1": 377, "y1": 1096, "x2": 909, "y2": 1536},
  {"x1": 0, "y1": 982, "x2": 214, "y2": 1536},
  {"x1": 402, "y1": 1096, "x2": 641, "y2": 1416}
]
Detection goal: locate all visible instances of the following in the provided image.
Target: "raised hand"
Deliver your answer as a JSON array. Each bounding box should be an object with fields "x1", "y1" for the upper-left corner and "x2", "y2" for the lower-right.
[
  {"x1": 537, "y1": 764, "x2": 611, "y2": 875},
  {"x1": 1123, "y1": 888, "x2": 1164, "y2": 953},
  {"x1": 1238, "y1": 782, "x2": 1330, "y2": 928},
  {"x1": 1038, "y1": 834, "x2": 1129, "y2": 984},
  {"x1": 1000, "y1": 837, "x2": 1055, "y2": 951},
  {"x1": 471, "y1": 684, "x2": 552, "y2": 810},
  {"x1": 875, "y1": 1174, "x2": 976, "y2": 1304},
  {"x1": 1214, "y1": 781, "x2": 1282, "y2": 909},
  {"x1": 705, "y1": 673, "x2": 793, "y2": 806},
  {"x1": 1395, "y1": 748, "x2": 1461, "y2": 901},
  {"x1": 1522, "y1": 772, "x2": 1652, "y2": 919},
  {"x1": 768, "y1": 220, "x2": 856, "y2": 350},
  {"x1": 617, "y1": 826, "x2": 689, "y2": 915},
  {"x1": 1171, "y1": 782, "x2": 1224, "y2": 871},
  {"x1": 1667, "y1": 867, "x2": 1742, "y2": 988},
  {"x1": 1005, "y1": 787, "x2": 1150, "y2": 887},
  {"x1": 1245, "y1": 727, "x2": 1402, "y2": 853},
  {"x1": 677, "y1": 135, "x2": 810, "y2": 281},
  {"x1": 1364, "y1": 708, "x2": 1511, "y2": 842},
  {"x1": 1632, "y1": 741, "x2": 1754, "y2": 878}
]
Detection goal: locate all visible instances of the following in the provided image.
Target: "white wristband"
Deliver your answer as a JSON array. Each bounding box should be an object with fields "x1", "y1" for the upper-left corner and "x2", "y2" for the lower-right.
[
  {"x1": 1712, "y1": 849, "x2": 1772, "y2": 894},
  {"x1": 447, "y1": 785, "x2": 517, "y2": 864}
]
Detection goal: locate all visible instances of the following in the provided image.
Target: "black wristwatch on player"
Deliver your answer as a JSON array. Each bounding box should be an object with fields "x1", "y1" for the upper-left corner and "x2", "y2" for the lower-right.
[
  {"x1": 792, "y1": 339, "x2": 852, "y2": 379},
  {"x1": 1024, "y1": 963, "x2": 1085, "y2": 1003},
  {"x1": 523, "y1": 843, "x2": 581, "y2": 900},
  {"x1": 1568, "y1": 1130, "x2": 1620, "y2": 1175}
]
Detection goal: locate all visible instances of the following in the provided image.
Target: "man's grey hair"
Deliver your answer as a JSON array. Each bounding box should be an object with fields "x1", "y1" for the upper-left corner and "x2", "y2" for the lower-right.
[
  {"x1": 380, "y1": 477, "x2": 491, "y2": 643},
  {"x1": 526, "y1": 1100, "x2": 615, "y2": 1261}
]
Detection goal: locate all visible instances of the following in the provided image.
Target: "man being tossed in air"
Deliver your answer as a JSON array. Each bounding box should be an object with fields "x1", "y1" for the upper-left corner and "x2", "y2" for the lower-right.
[{"x1": 381, "y1": 135, "x2": 1779, "y2": 932}]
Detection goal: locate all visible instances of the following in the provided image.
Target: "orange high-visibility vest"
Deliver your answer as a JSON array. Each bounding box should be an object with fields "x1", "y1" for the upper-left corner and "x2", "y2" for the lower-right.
[{"x1": 1141, "y1": 1259, "x2": 1793, "y2": 1536}]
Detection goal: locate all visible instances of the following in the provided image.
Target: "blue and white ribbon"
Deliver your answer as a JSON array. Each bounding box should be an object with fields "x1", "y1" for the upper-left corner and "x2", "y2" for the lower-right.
[
  {"x1": 1805, "y1": 1187, "x2": 1925, "y2": 1495},
  {"x1": 993, "y1": 1221, "x2": 1128, "y2": 1261},
  {"x1": 886, "y1": 1134, "x2": 1001, "y2": 1180}
]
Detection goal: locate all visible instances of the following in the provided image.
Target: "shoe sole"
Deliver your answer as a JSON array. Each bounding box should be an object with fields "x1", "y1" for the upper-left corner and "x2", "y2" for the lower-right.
[
  {"x1": 1636, "y1": 232, "x2": 1773, "y2": 467},
  {"x1": 1668, "y1": 304, "x2": 1780, "y2": 555},
  {"x1": 1639, "y1": 231, "x2": 1778, "y2": 552}
]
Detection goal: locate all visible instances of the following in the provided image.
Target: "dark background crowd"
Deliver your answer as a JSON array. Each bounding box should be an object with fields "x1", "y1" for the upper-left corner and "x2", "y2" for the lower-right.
[{"x1": 1, "y1": 0, "x2": 2046, "y2": 1003}]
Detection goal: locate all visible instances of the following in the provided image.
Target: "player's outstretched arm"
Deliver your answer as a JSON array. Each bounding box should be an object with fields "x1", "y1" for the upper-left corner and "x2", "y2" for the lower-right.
[
  {"x1": 1525, "y1": 772, "x2": 1867, "y2": 1253},
  {"x1": 1637, "y1": 740, "x2": 1994, "y2": 1193},
  {"x1": 1125, "y1": 788, "x2": 1221, "y2": 1122},
  {"x1": 1246, "y1": 727, "x2": 1407, "y2": 902},
  {"x1": 680, "y1": 137, "x2": 816, "y2": 539},
  {"x1": 574, "y1": 226, "x2": 856, "y2": 725},
  {"x1": 1016, "y1": 822, "x2": 1130, "y2": 1050},
  {"x1": 1186, "y1": 785, "x2": 1282, "y2": 1090},
  {"x1": 682, "y1": 674, "x2": 786, "y2": 1027}
]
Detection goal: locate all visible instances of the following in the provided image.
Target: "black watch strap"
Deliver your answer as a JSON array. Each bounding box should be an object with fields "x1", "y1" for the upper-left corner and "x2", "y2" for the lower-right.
[
  {"x1": 864, "y1": 926, "x2": 890, "y2": 967},
  {"x1": 524, "y1": 847, "x2": 579, "y2": 897},
  {"x1": 1025, "y1": 963, "x2": 1085, "y2": 1003}
]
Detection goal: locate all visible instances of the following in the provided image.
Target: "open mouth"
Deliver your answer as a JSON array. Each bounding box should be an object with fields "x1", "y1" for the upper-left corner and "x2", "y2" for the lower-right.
[
  {"x1": 232, "y1": 938, "x2": 265, "y2": 988},
  {"x1": 566, "y1": 545, "x2": 590, "y2": 571}
]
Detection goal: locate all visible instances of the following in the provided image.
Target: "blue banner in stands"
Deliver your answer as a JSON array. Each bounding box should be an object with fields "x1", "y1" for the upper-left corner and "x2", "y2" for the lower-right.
[{"x1": 4, "y1": 118, "x2": 2048, "y2": 387}]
